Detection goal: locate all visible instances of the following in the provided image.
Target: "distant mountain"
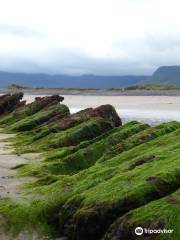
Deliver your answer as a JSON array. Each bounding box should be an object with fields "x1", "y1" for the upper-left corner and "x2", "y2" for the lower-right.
[
  {"x1": 149, "y1": 66, "x2": 180, "y2": 84},
  {"x1": 0, "y1": 66, "x2": 180, "y2": 88},
  {"x1": 0, "y1": 71, "x2": 149, "y2": 88}
]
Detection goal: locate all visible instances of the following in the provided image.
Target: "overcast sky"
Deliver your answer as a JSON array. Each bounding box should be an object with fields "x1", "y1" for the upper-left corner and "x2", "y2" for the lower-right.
[{"x1": 0, "y1": 0, "x2": 180, "y2": 75}]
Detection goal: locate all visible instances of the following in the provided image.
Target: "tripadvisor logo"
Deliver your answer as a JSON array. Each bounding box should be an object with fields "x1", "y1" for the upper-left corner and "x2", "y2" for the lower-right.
[
  {"x1": 134, "y1": 226, "x2": 173, "y2": 236},
  {"x1": 135, "y1": 227, "x2": 143, "y2": 235}
]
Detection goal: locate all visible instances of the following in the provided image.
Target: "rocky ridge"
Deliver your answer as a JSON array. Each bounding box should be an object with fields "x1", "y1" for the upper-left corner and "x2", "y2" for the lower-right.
[{"x1": 0, "y1": 93, "x2": 179, "y2": 240}]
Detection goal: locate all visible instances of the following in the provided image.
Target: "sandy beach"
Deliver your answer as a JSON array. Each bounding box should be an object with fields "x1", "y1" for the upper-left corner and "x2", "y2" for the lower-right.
[
  {"x1": 24, "y1": 94, "x2": 180, "y2": 124},
  {"x1": 0, "y1": 132, "x2": 36, "y2": 198}
]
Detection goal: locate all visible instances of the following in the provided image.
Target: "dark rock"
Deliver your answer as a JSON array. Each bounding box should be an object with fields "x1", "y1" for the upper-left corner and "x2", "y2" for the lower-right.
[
  {"x1": 63, "y1": 202, "x2": 128, "y2": 240},
  {"x1": 35, "y1": 97, "x2": 41, "y2": 101},
  {"x1": 103, "y1": 215, "x2": 164, "y2": 240},
  {"x1": 13, "y1": 95, "x2": 64, "y2": 118},
  {"x1": 16, "y1": 100, "x2": 26, "y2": 108},
  {"x1": 103, "y1": 215, "x2": 134, "y2": 240},
  {"x1": 91, "y1": 105, "x2": 122, "y2": 127},
  {"x1": 128, "y1": 155, "x2": 155, "y2": 170},
  {"x1": 47, "y1": 95, "x2": 64, "y2": 103},
  {"x1": 55, "y1": 104, "x2": 121, "y2": 131},
  {"x1": 146, "y1": 176, "x2": 180, "y2": 197},
  {"x1": 0, "y1": 92, "x2": 24, "y2": 115},
  {"x1": 33, "y1": 104, "x2": 121, "y2": 141},
  {"x1": 61, "y1": 175, "x2": 180, "y2": 240},
  {"x1": 35, "y1": 95, "x2": 64, "y2": 102},
  {"x1": 0, "y1": 94, "x2": 10, "y2": 101}
]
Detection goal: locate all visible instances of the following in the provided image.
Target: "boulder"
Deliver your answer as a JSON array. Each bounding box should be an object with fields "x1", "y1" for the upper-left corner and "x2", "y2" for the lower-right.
[
  {"x1": 0, "y1": 92, "x2": 24, "y2": 115},
  {"x1": 54, "y1": 104, "x2": 122, "y2": 131},
  {"x1": 88, "y1": 104, "x2": 122, "y2": 127},
  {"x1": 13, "y1": 95, "x2": 64, "y2": 118},
  {"x1": 32, "y1": 105, "x2": 121, "y2": 141}
]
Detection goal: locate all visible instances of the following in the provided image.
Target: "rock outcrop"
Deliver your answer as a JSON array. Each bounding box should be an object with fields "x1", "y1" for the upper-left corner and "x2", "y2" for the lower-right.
[
  {"x1": 13, "y1": 94, "x2": 64, "y2": 118},
  {"x1": 0, "y1": 92, "x2": 24, "y2": 115},
  {"x1": 0, "y1": 94, "x2": 179, "y2": 240},
  {"x1": 32, "y1": 104, "x2": 121, "y2": 141}
]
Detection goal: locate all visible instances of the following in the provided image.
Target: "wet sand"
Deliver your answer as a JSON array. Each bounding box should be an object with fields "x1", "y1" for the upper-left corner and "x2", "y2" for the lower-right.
[
  {"x1": 1, "y1": 88, "x2": 180, "y2": 96},
  {"x1": 0, "y1": 131, "x2": 36, "y2": 198}
]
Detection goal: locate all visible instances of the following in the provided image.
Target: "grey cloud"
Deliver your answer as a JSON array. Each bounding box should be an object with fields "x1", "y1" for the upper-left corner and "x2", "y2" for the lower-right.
[
  {"x1": 0, "y1": 48, "x2": 154, "y2": 75},
  {"x1": 1, "y1": 34, "x2": 180, "y2": 75}
]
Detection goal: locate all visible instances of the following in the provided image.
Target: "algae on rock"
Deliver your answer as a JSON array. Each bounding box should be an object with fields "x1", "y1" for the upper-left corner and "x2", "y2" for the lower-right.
[{"x1": 0, "y1": 93, "x2": 179, "y2": 240}]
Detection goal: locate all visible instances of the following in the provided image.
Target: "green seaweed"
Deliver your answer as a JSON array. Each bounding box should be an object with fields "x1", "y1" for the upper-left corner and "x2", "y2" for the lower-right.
[
  {"x1": 16, "y1": 121, "x2": 149, "y2": 176},
  {"x1": 8, "y1": 104, "x2": 69, "y2": 132},
  {"x1": 103, "y1": 189, "x2": 180, "y2": 240},
  {"x1": 0, "y1": 96, "x2": 179, "y2": 240}
]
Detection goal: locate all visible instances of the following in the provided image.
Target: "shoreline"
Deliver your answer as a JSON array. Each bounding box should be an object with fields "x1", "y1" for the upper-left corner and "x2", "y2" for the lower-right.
[{"x1": 1, "y1": 88, "x2": 180, "y2": 96}]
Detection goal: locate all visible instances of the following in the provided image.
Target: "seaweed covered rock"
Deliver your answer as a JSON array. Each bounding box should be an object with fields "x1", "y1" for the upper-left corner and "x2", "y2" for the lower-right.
[
  {"x1": 0, "y1": 94, "x2": 10, "y2": 101},
  {"x1": 0, "y1": 94, "x2": 66, "y2": 126},
  {"x1": 32, "y1": 105, "x2": 122, "y2": 141},
  {"x1": 55, "y1": 123, "x2": 180, "y2": 240},
  {"x1": 9, "y1": 104, "x2": 70, "y2": 132},
  {"x1": 26, "y1": 122, "x2": 149, "y2": 176},
  {"x1": 103, "y1": 189, "x2": 180, "y2": 240},
  {"x1": 99, "y1": 121, "x2": 180, "y2": 162},
  {"x1": 16, "y1": 100, "x2": 26, "y2": 109},
  {"x1": 38, "y1": 117, "x2": 114, "y2": 149},
  {"x1": 13, "y1": 94, "x2": 64, "y2": 118},
  {"x1": 91, "y1": 105, "x2": 122, "y2": 127},
  {"x1": 0, "y1": 92, "x2": 24, "y2": 115},
  {"x1": 0, "y1": 96, "x2": 179, "y2": 240}
]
